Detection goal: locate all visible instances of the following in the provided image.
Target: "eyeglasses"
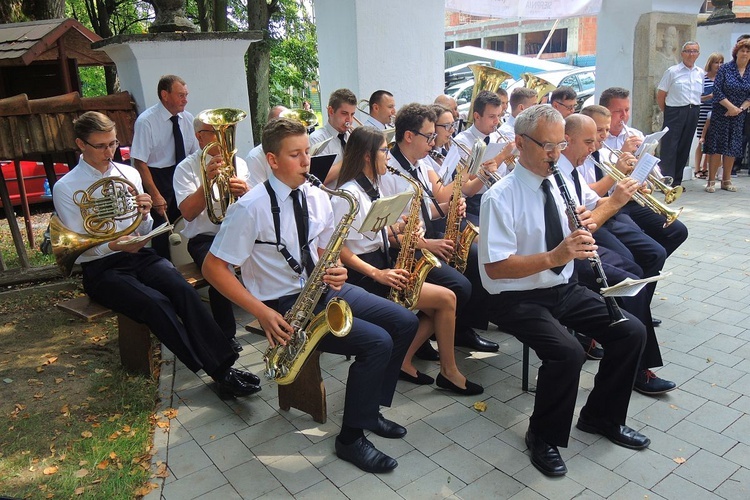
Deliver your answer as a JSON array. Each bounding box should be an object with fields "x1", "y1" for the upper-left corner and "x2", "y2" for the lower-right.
[
  {"x1": 521, "y1": 133, "x2": 567, "y2": 152},
  {"x1": 411, "y1": 130, "x2": 438, "y2": 143},
  {"x1": 553, "y1": 101, "x2": 576, "y2": 112},
  {"x1": 682, "y1": 49, "x2": 700, "y2": 54},
  {"x1": 378, "y1": 147, "x2": 390, "y2": 154},
  {"x1": 435, "y1": 123, "x2": 455, "y2": 132},
  {"x1": 83, "y1": 139, "x2": 120, "y2": 151}
]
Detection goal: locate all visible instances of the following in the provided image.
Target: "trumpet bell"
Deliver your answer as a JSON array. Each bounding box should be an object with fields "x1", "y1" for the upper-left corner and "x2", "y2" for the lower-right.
[
  {"x1": 466, "y1": 65, "x2": 512, "y2": 125},
  {"x1": 280, "y1": 108, "x2": 319, "y2": 129},
  {"x1": 520, "y1": 72, "x2": 557, "y2": 104}
]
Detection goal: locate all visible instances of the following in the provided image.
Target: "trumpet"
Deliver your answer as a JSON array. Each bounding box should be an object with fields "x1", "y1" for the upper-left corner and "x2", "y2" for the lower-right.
[
  {"x1": 600, "y1": 143, "x2": 683, "y2": 204},
  {"x1": 494, "y1": 128, "x2": 517, "y2": 171},
  {"x1": 588, "y1": 153, "x2": 682, "y2": 228}
]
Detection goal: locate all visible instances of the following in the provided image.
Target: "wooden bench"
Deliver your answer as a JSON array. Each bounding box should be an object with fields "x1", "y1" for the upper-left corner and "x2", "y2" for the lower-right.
[
  {"x1": 246, "y1": 318, "x2": 329, "y2": 424},
  {"x1": 56, "y1": 262, "x2": 206, "y2": 377}
]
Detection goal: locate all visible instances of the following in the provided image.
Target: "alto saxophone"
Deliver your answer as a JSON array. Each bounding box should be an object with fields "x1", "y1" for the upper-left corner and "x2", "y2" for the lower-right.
[
  {"x1": 386, "y1": 165, "x2": 441, "y2": 310},
  {"x1": 263, "y1": 173, "x2": 358, "y2": 385},
  {"x1": 443, "y1": 159, "x2": 479, "y2": 274}
]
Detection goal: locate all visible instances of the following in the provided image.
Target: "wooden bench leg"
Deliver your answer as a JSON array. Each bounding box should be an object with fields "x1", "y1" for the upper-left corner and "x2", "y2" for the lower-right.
[
  {"x1": 278, "y1": 351, "x2": 327, "y2": 424},
  {"x1": 117, "y1": 314, "x2": 154, "y2": 377}
]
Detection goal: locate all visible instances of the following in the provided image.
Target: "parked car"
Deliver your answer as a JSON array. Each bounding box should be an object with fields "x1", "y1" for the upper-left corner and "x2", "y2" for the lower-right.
[
  {"x1": 506, "y1": 66, "x2": 596, "y2": 112},
  {"x1": 0, "y1": 160, "x2": 69, "y2": 207}
]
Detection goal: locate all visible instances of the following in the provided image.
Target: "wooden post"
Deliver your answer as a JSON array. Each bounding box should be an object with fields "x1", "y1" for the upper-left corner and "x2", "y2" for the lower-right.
[
  {"x1": 13, "y1": 160, "x2": 35, "y2": 249},
  {"x1": 0, "y1": 167, "x2": 30, "y2": 268}
]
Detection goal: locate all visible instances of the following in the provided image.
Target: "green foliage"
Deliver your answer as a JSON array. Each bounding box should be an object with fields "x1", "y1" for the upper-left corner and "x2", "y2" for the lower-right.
[{"x1": 78, "y1": 66, "x2": 108, "y2": 97}]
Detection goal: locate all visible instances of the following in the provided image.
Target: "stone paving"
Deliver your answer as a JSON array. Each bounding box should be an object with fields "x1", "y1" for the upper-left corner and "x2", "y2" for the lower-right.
[{"x1": 146, "y1": 173, "x2": 750, "y2": 500}]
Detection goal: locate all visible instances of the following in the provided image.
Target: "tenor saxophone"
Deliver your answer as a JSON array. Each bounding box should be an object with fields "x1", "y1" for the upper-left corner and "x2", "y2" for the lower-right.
[
  {"x1": 263, "y1": 174, "x2": 358, "y2": 385},
  {"x1": 386, "y1": 166, "x2": 441, "y2": 310},
  {"x1": 443, "y1": 159, "x2": 479, "y2": 274}
]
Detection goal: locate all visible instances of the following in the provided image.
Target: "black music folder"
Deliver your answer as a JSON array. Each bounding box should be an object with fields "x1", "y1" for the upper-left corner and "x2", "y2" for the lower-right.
[{"x1": 310, "y1": 153, "x2": 337, "y2": 182}]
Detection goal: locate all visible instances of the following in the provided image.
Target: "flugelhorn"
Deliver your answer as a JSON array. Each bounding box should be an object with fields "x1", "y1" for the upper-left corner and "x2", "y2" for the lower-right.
[
  {"x1": 601, "y1": 142, "x2": 683, "y2": 204},
  {"x1": 197, "y1": 108, "x2": 247, "y2": 224},
  {"x1": 51, "y1": 176, "x2": 143, "y2": 276},
  {"x1": 588, "y1": 153, "x2": 682, "y2": 228}
]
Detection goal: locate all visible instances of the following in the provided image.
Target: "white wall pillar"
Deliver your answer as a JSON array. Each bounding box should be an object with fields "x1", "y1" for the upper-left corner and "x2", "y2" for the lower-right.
[
  {"x1": 314, "y1": 0, "x2": 444, "y2": 121},
  {"x1": 94, "y1": 33, "x2": 260, "y2": 157}
]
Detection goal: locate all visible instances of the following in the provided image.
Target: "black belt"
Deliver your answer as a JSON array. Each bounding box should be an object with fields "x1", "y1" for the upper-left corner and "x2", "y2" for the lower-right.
[{"x1": 667, "y1": 104, "x2": 699, "y2": 109}]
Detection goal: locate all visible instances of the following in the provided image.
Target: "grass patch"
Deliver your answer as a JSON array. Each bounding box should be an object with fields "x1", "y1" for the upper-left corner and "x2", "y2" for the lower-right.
[
  {"x1": 0, "y1": 207, "x2": 55, "y2": 269},
  {"x1": 0, "y1": 284, "x2": 161, "y2": 499}
]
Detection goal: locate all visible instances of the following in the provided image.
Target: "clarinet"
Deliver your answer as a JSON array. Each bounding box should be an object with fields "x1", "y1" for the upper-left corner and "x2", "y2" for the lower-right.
[{"x1": 547, "y1": 161, "x2": 628, "y2": 327}]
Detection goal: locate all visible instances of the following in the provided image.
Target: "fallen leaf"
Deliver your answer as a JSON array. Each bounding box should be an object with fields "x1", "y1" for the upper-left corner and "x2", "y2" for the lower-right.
[
  {"x1": 96, "y1": 460, "x2": 109, "y2": 470},
  {"x1": 42, "y1": 356, "x2": 58, "y2": 366},
  {"x1": 74, "y1": 469, "x2": 88, "y2": 478},
  {"x1": 61, "y1": 404, "x2": 70, "y2": 417},
  {"x1": 42, "y1": 466, "x2": 58, "y2": 475},
  {"x1": 134, "y1": 483, "x2": 159, "y2": 496},
  {"x1": 55, "y1": 378, "x2": 64, "y2": 384},
  {"x1": 109, "y1": 451, "x2": 117, "y2": 460},
  {"x1": 81, "y1": 431, "x2": 93, "y2": 438},
  {"x1": 74, "y1": 487, "x2": 85, "y2": 495},
  {"x1": 156, "y1": 420, "x2": 169, "y2": 429},
  {"x1": 122, "y1": 425, "x2": 131, "y2": 433},
  {"x1": 669, "y1": 404, "x2": 678, "y2": 410},
  {"x1": 674, "y1": 457, "x2": 686, "y2": 464},
  {"x1": 163, "y1": 408, "x2": 178, "y2": 419},
  {"x1": 473, "y1": 401, "x2": 487, "y2": 412},
  {"x1": 36, "y1": 366, "x2": 44, "y2": 373},
  {"x1": 33, "y1": 392, "x2": 44, "y2": 399}
]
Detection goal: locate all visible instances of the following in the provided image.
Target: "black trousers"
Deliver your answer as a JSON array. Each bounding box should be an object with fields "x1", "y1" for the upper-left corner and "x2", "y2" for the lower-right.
[
  {"x1": 149, "y1": 166, "x2": 180, "y2": 261},
  {"x1": 277, "y1": 284, "x2": 417, "y2": 430},
  {"x1": 81, "y1": 249, "x2": 236, "y2": 377},
  {"x1": 620, "y1": 202, "x2": 688, "y2": 258},
  {"x1": 660, "y1": 104, "x2": 700, "y2": 186},
  {"x1": 187, "y1": 234, "x2": 237, "y2": 340},
  {"x1": 601, "y1": 214, "x2": 667, "y2": 278},
  {"x1": 488, "y1": 283, "x2": 645, "y2": 447}
]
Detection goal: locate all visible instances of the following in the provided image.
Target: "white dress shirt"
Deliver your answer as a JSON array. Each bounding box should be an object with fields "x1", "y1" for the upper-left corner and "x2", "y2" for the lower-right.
[
  {"x1": 332, "y1": 179, "x2": 383, "y2": 255},
  {"x1": 498, "y1": 115, "x2": 516, "y2": 141},
  {"x1": 309, "y1": 122, "x2": 346, "y2": 165},
  {"x1": 244, "y1": 143, "x2": 272, "y2": 188},
  {"x1": 130, "y1": 102, "x2": 199, "y2": 168},
  {"x1": 364, "y1": 116, "x2": 388, "y2": 130},
  {"x1": 454, "y1": 125, "x2": 508, "y2": 189},
  {"x1": 380, "y1": 153, "x2": 433, "y2": 221},
  {"x1": 657, "y1": 62, "x2": 704, "y2": 107},
  {"x1": 478, "y1": 163, "x2": 573, "y2": 294},
  {"x1": 210, "y1": 174, "x2": 334, "y2": 301},
  {"x1": 52, "y1": 159, "x2": 153, "y2": 263},
  {"x1": 556, "y1": 155, "x2": 600, "y2": 210},
  {"x1": 173, "y1": 150, "x2": 250, "y2": 239}
]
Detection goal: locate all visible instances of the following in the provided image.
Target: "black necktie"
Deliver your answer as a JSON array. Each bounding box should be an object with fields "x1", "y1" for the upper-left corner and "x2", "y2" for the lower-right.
[
  {"x1": 337, "y1": 132, "x2": 347, "y2": 150},
  {"x1": 571, "y1": 169, "x2": 583, "y2": 205},
  {"x1": 291, "y1": 189, "x2": 315, "y2": 277},
  {"x1": 592, "y1": 150, "x2": 604, "y2": 181},
  {"x1": 170, "y1": 115, "x2": 186, "y2": 165},
  {"x1": 542, "y1": 179, "x2": 565, "y2": 274},
  {"x1": 483, "y1": 135, "x2": 491, "y2": 145}
]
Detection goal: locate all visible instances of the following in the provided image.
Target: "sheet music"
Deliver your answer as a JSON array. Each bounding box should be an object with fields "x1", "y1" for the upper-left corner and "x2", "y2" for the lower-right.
[
  {"x1": 115, "y1": 222, "x2": 173, "y2": 246},
  {"x1": 600, "y1": 272, "x2": 671, "y2": 297},
  {"x1": 441, "y1": 147, "x2": 461, "y2": 184},
  {"x1": 630, "y1": 153, "x2": 660, "y2": 183},
  {"x1": 482, "y1": 141, "x2": 511, "y2": 164},
  {"x1": 358, "y1": 191, "x2": 413, "y2": 236},
  {"x1": 635, "y1": 127, "x2": 668, "y2": 157}
]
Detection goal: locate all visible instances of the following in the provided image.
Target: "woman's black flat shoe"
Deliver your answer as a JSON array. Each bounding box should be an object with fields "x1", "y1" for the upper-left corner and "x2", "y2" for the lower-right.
[
  {"x1": 399, "y1": 370, "x2": 434, "y2": 385},
  {"x1": 435, "y1": 373, "x2": 484, "y2": 395}
]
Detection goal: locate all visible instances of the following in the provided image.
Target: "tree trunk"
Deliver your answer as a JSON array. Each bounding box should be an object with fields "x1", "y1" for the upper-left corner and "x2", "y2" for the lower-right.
[
  {"x1": 246, "y1": 0, "x2": 278, "y2": 145},
  {"x1": 213, "y1": 0, "x2": 227, "y2": 31},
  {"x1": 0, "y1": 1, "x2": 24, "y2": 23},
  {"x1": 23, "y1": 0, "x2": 65, "y2": 19}
]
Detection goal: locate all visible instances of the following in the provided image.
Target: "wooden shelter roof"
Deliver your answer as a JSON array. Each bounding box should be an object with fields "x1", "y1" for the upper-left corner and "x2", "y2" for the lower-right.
[{"x1": 0, "y1": 18, "x2": 112, "y2": 67}]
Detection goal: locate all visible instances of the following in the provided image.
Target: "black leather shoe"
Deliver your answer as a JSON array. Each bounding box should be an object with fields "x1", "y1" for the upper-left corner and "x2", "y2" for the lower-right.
[
  {"x1": 399, "y1": 370, "x2": 434, "y2": 385},
  {"x1": 233, "y1": 368, "x2": 261, "y2": 386},
  {"x1": 372, "y1": 414, "x2": 407, "y2": 439},
  {"x1": 335, "y1": 436, "x2": 398, "y2": 473},
  {"x1": 576, "y1": 417, "x2": 650, "y2": 450},
  {"x1": 214, "y1": 368, "x2": 261, "y2": 399},
  {"x1": 634, "y1": 369, "x2": 676, "y2": 395},
  {"x1": 652, "y1": 318, "x2": 662, "y2": 327},
  {"x1": 414, "y1": 341, "x2": 440, "y2": 361},
  {"x1": 229, "y1": 338, "x2": 244, "y2": 353},
  {"x1": 435, "y1": 373, "x2": 484, "y2": 396},
  {"x1": 525, "y1": 431, "x2": 567, "y2": 477},
  {"x1": 454, "y1": 329, "x2": 499, "y2": 352}
]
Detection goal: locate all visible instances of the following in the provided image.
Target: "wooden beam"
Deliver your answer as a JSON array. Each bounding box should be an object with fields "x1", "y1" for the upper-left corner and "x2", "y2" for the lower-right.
[{"x1": 0, "y1": 167, "x2": 30, "y2": 269}]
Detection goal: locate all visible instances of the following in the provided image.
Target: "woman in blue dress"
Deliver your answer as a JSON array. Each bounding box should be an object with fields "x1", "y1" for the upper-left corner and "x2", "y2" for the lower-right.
[{"x1": 704, "y1": 39, "x2": 750, "y2": 192}]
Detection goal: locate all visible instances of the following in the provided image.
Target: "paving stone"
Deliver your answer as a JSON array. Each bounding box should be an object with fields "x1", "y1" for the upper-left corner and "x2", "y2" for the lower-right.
[
  {"x1": 430, "y1": 443, "x2": 494, "y2": 484},
  {"x1": 162, "y1": 464, "x2": 228, "y2": 500},
  {"x1": 723, "y1": 414, "x2": 750, "y2": 446},
  {"x1": 395, "y1": 467, "x2": 467, "y2": 498},
  {"x1": 637, "y1": 425, "x2": 699, "y2": 463},
  {"x1": 455, "y1": 469, "x2": 525, "y2": 499},
  {"x1": 223, "y1": 458, "x2": 283, "y2": 500},
  {"x1": 202, "y1": 433, "x2": 254, "y2": 472},
  {"x1": 340, "y1": 473, "x2": 403, "y2": 500},
  {"x1": 714, "y1": 466, "x2": 750, "y2": 500},
  {"x1": 615, "y1": 449, "x2": 678, "y2": 489},
  {"x1": 695, "y1": 363, "x2": 747, "y2": 389},
  {"x1": 669, "y1": 417, "x2": 739, "y2": 456},
  {"x1": 377, "y1": 449, "x2": 439, "y2": 491},
  {"x1": 651, "y1": 472, "x2": 722, "y2": 500},
  {"x1": 444, "y1": 413, "x2": 504, "y2": 450},
  {"x1": 565, "y1": 455, "x2": 628, "y2": 497},
  {"x1": 167, "y1": 439, "x2": 213, "y2": 479},
  {"x1": 294, "y1": 478, "x2": 348, "y2": 499},
  {"x1": 673, "y1": 448, "x2": 739, "y2": 491},
  {"x1": 200, "y1": 483, "x2": 243, "y2": 500},
  {"x1": 421, "y1": 401, "x2": 479, "y2": 434},
  {"x1": 633, "y1": 399, "x2": 691, "y2": 432},
  {"x1": 512, "y1": 464, "x2": 586, "y2": 499},
  {"x1": 680, "y1": 378, "x2": 742, "y2": 406},
  {"x1": 609, "y1": 481, "x2": 668, "y2": 500},
  {"x1": 471, "y1": 436, "x2": 529, "y2": 476},
  {"x1": 402, "y1": 420, "x2": 453, "y2": 456},
  {"x1": 685, "y1": 400, "x2": 743, "y2": 432},
  {"x1": 191, "y1": 412, "x2": 252, "y2": 446}
]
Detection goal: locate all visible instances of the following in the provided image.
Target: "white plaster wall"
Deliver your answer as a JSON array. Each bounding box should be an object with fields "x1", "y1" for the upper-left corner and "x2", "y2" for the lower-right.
[
  {"x1": 697, "y1": 22, "x2": 750, "y2": 64},
  {"x1": 314, "y1": 0, "x2": 444, "y2": 121},
  {"x1": 98, "y1": 39, "x2": 256, "y2": 156},
  {"x1": 595, "y1": 0, "x2": 704, "y2": 106}
]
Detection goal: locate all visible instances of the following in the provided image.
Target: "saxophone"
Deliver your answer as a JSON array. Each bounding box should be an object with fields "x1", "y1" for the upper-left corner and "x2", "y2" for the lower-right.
[
  {"x1": 386, "y1": 165, "x2": 441, "y2": 310},
  {"x1": 263, "y1": 173, "x2": 358, "y2": 385},
  {"x1": 443, "y1": 157, "x2": 479, "y2": 274}
]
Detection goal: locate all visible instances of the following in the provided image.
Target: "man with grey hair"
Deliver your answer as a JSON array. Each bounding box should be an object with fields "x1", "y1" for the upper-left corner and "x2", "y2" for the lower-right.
[
  {"x1": 478, "y1": 105, "x2": 649, "y2": 477},
  {"x1": 657, "y1": 40, "x2": 704, "y2": 187}
]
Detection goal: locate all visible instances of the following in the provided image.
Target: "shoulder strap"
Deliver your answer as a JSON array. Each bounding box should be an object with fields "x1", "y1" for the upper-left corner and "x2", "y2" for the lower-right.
[{"x1": 262, "y1": 180, "x2": 304, "y2": 275}]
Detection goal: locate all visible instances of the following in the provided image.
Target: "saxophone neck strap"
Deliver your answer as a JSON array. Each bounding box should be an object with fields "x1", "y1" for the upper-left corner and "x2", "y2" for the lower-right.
[
  {"x1": 261, "y1": 180, "x2": 312, "y2": 277},
  {"x1": 391, "y1": 145, "x2": 445, "y2": 219}
]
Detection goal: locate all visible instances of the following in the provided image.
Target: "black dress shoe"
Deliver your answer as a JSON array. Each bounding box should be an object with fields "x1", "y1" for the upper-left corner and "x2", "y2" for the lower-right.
[
  {"x1": 633, "y1": 369, "x2": 676, "y2": 395},
  {"x1": 229, "y1": 338, "x2": 244, "y2": 353},
  {"x1": 335, "y1": 436, "x2": 398, "y2": 473},
  {"x1": 372, "y1": 414, "x2": 407, "y2": 439},
  {"x1": 232, "y1": 368, "x2": 261, "y2": 386},
  {"x1": 652, "y1": 318, "x2": 662, "y2": 327},
  {"x1": 214, "y1": 368, "x2": 261, "y2": 399},
  {"x1": 576, "y1": 417, "x2": 650, "y2": 450},
  {"x1": 454, "y1": 329, "x2": 499, "y2": 352},
  {"x1": 414, "y1": 341, "x2": 440, "y2": 361},
  {"x1": 435, "y1": 373, "x2": 484, "y2": 395},
  {"x1": 399, "y1": 370, "x2": 434, "y2": 385},
  {"x1": 525, "y1": 431, "x2": 567, "y2": 477}
]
